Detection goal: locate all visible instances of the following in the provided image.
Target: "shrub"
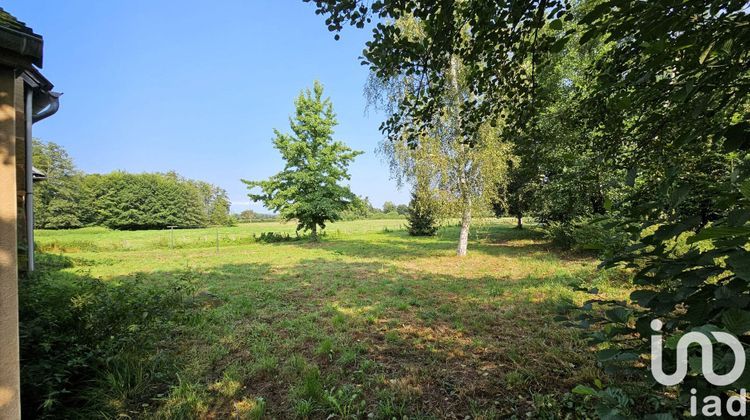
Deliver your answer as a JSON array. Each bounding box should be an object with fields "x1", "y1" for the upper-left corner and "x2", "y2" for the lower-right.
[
  {"x1": 546, "y1": 217, "x2": 631, "y2": 258},
  {"x1": 407, "y1": 185, "x2": 438, "y2": 236},
  {"x1": 19, "y1": 255, "x2": 196, "y2": 418},
  {"x1": 253, "y1": 231, "x2": 309, "y2": 243},
  {"x1": 545, "y1": 221, "x2": 577, "y2": 249}
]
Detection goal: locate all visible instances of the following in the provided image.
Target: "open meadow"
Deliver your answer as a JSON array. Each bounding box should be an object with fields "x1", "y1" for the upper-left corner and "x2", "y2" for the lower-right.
[{"x1": 27, "y1": 219, "x2": 632, "y2": 418}]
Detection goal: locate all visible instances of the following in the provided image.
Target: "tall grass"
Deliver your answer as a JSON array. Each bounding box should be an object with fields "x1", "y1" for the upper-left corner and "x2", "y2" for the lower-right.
[{"x1": 19, "y1": 255, "x2": 198, "y2": 418}]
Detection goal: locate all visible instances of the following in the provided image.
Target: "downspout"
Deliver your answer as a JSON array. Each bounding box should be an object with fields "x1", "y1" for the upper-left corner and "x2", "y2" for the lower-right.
[
  {"x1": 24, "y1": 87, "x2": 33, "y2": 272},
  {"x1": 25, "y1": 90, "x2": 61, "y2": 272}
]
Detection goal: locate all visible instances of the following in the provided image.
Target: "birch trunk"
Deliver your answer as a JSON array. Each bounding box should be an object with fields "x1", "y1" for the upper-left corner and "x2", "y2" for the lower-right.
[
  {"x1": 450, "y1": 55, "x2": 472, "y2": 257},
  {"x1": 457, "y1": 198, "x2": 471, "y2": 256}
]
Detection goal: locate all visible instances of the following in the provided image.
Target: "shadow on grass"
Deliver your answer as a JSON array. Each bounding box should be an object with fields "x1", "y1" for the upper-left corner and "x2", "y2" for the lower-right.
[
  {"x1": 172, "y1": 257, "x2": 605, "y2": 418},
  {"x1": 260, "y1": 222, "x2": 576, "y2": 263},
  {"x1": 21, "y1": 228, "x2": 616, "y2": 418}
]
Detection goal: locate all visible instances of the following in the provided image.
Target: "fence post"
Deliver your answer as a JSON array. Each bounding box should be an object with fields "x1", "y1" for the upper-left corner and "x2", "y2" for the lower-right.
[{"x1": 170, "y1": 226, "x2": 175, "y2": 248}]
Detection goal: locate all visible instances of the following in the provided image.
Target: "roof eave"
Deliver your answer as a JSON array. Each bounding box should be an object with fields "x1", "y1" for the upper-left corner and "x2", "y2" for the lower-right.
[
  {"x1": 0, "y1": 26, "x2": 43, "y2": 67},
  {"x1": 21, "y1": 66, "x2": 53, "y2": 91}
]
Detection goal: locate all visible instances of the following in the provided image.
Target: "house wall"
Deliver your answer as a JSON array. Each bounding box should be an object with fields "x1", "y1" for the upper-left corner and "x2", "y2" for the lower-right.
[{"x1": 0, "y1": 65, "x2": 22, "y2": 419}]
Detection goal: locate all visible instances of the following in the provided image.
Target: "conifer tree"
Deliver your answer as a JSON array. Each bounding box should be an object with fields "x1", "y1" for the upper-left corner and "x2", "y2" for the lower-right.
[{"x1": 407, "y1": 182, "x2": 438, "y2": 236}]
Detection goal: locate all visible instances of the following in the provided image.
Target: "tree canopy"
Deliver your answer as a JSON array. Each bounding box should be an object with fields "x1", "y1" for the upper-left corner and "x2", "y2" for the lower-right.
[
  {"x1": 243, "y1": 81, "x2": 362, "y2": 238},
  {"x1": 33, "y1": 139, "x2": 232, "y2": 230},
  {"x1": 309, "y1": 0, "x2": 750, "y2": 411}
]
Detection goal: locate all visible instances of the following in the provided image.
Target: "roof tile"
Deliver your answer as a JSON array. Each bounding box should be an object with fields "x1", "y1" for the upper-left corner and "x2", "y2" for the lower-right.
[{"x1": 0, "y1": 7, "x2": 41, "y2": 39}]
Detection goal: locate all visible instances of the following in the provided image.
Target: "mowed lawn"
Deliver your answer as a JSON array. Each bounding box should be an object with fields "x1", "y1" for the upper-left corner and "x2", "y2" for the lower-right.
[{"x1": 35, "y1": 219, "x2": 630, "y2": 418}]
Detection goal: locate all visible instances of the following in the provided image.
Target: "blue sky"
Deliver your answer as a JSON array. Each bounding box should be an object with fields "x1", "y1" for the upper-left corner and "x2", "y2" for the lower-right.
[{"x1": 6, "y1": 0, "x2": 409, "y2": 213}]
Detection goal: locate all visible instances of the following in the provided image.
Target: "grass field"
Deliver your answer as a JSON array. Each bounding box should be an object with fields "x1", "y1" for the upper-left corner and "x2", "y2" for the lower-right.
[{"x1": 30, "y1": 219, "x2": 631, "y2": 418}]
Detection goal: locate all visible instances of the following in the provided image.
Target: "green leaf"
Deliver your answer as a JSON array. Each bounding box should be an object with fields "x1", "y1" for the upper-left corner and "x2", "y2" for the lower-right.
[
  {"x1": 597, "y1": 348, "x2": 621, "y2": 361},
  {"x1": 605, "y1": 307, "x2": 632, "y2": 324},
  {"x1": 724, "y1": 122, "x2": 748, "y2": 151},
  {"x1": 630, "y1": 290, "x2": 657, "y2": 307},
  {"x1": 690, "y1": 324, "x2": 722, "y2": 339},
  {"x1": 625, "y1": 167, "x2": 637, "y2": 187},
  {"x1": 722, "y1": 308, "x2": 750, "y2": 335},
  {"x1": 580, "y1": 3, "x2": 610, "y2": 25},
  {"x1": 579, "y1": 28, "x2": 599, "y2": 45},
  {"x1": 598, "y1": 407, "x2": 627, "y2": 420},
  {"x1": 699, "y1": 41, "x2": 715, "y2": 64},
  {"x1": 549, "y1": 36, "x2": 569, "y2": 53},
  {"x1": 610, "y1": 352, "x2": 639, "y2": 361},
  {"x1": 741, "y1": 180, "x2": 750, "y2": 200},
  {"x1": 727, "y1": 252, "x2": 750, "y2": 281},
  {"x1": 571, "y1": 384, "x2": 597, "y2": 395},
  {"x1": 727, "y1": 209, "x2": 750, "y2": 227},
  {"x1": 549, "y1": 19, "x2": 563, "y2": 30},
  {"x1": 669, "y1": 184, "x2": 690, "y2": 208},
  {"x1": 665, "y1": 333, "x2": 683, "y2": 350},
  {"x1": 654, "y1": 217, "x2": 701, "y2": 241},
  {"x1": 688, "y1": 226, "x2": 750, "y2": 243}
]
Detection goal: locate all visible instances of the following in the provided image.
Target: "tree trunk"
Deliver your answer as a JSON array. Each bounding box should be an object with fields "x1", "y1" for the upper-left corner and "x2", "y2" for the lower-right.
[
  {"x1": 311, "y1": 223, "x2": 318, "y2": 241},
  {"x1": 450, "y1": 54, "x2": 472, "y2": 258},
  {"x1": 457, "y1": 204, "x2": 471, "y2": 257},
  {"x1": 516, "y1": 214, "x2": 523, "y2": 229}
]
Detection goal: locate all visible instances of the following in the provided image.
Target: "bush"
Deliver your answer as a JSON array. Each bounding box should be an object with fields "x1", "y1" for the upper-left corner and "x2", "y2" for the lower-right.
[
  {"x1": 382, "y1": 211, "x2": 402, "y2": 219},
  {"x1": 19, "y1": 255, "x2": 196, "y2": 417},
  {"x1": 546, "y1": 217, "x2": 631, "y2": 258},
  {"x1": 254, "y1": 231, "x2": 308, "y2": 243},
  {"x1": 545, "y1": 221, "x2": 577, "y2": 249},
  {"x1": 407, "y1": 186, "x2": 438, "y2": 236}
]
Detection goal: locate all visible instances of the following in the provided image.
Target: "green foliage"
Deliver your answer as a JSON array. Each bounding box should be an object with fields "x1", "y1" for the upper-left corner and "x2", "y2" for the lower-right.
[
  {"x1": 33, "y1": 139, "x2": 232, "y2": 230},
  {"x1": 235, "y1": 210, "x2": 278, "y2": 223},
  {"x1": 382, "y1": 200, "x2": 397, "y2": 214},
  {"x1": 253, "y1": 231, "x2": 305, "y2": 243},
  {"x1": 546, "y1": 217, "x2": 632, "y2": 259},
  {"x1": 237, "y1": 209, "x2": 257, "y2": 222},
  {"x1": 243, "y1": 81, "x2": 362, "y2": 238},
  {"x1": 19, "y1": 255, "x2": 196, "y2": 417},
  {"x1": 84, "y1": 171, "x2": 210, "y2": 230},
  {"x1": 307, "y1": 0, "x2": 563, "y2": 142},
  {"x1": 309, "y1": 0, "x2": 749, "y2": 412},
  {"x1": 407, "y1": 183, "x2": 438, "y2": 236},
  {"x1": 192, "y1": 179, "x2": 234, "y2": 226},
  {"x1": 495, "y1": 159, "x2": 539, "y2": 227},
  {"x1": 340, "y1": 195, "x2": 407, "y2": 220},
  {"x1": 32, "y1": 139, "x2": 86, "y2": 229},
  {"x1": 569, "y1": 0, "x2": 750, "y2": 410},
  {"x1": 544, "y1": 221, "x2": 577, "y2": 250},
  {"x1": 340, "y1": 195, "x2": 379, "y2": 220},
  {"x1": 571, "y1": 385, "x2": 637, "y2": 420}
]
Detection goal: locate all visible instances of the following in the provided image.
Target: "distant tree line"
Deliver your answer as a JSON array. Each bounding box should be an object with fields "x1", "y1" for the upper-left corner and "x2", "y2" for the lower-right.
[
  {"x1": 33, "y1": 139, "x2": 232, "y2": 230},
  {"x1": 235, "y1": 209, "x2": 278, "y2": 223},
  {"x1": 234, "y1": 197, "x2": 408, "y2": 224},
  {"x1": 340, "y1": 196, "x2": 408, "y2": 220}
]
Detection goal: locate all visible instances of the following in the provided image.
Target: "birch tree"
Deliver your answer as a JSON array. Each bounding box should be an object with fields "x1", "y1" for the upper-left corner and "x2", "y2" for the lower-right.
[{"x1": 370, "y1": 49, "x2": 513, "y2": 256}]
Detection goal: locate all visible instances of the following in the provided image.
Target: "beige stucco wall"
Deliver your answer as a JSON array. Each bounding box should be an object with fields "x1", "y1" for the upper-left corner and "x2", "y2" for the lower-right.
[{"x1": 0, "y1": 65, "x2": 21, "y2": 419}]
